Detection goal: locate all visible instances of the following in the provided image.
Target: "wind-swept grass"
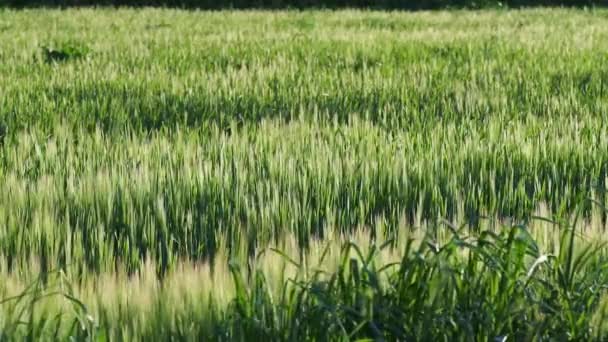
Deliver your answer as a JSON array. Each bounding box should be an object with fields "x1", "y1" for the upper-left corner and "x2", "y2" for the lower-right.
[
  {"x1": 3, "y1": 213, "x2": 608, "y2": 340},
  {"x1": 0, "y1": 120, "x2": 606, "y2": 276},
  {"x1": 0, "y1": 8, "x2": 608, "y2": 340}
]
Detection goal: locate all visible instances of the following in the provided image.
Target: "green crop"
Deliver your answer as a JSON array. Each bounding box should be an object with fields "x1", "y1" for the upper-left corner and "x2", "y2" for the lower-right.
[{"x1": 0, "y1": 8, "x2": 608, "y2": 340}]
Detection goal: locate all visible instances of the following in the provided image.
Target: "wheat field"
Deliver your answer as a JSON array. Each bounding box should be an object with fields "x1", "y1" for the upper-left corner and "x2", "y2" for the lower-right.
[{"x1": 1, "y1": 8, "x2": 608, "y2": 340}]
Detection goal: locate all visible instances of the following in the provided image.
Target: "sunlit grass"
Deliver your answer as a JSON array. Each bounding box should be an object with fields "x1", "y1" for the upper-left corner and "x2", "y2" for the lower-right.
[{"x1": 1, "y1": 8, "x2": 608, "y2": 340}]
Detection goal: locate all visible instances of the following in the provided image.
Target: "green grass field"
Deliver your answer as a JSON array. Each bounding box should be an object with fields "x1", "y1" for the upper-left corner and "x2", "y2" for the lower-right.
[{"x1": 2, "y1": 8, "x2": 608, "y2": 340}]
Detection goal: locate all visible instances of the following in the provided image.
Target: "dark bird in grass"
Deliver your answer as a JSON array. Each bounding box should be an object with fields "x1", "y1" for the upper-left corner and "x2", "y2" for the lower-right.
[
  {"x1": 41, "y1": 43, "x2": 91, "y2": 63},
  {"x1": 42, "y1": 47, "x2": 72, "y2": 63}
]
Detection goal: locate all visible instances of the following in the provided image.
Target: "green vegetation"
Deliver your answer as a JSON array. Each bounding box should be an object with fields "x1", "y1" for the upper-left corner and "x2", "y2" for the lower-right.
[
  {"x1": 1, "y1": 0, "x2": 602, "y2": 10},
  {"x1": 1, "y1": 8, "x2": 608, "y2": 340}
]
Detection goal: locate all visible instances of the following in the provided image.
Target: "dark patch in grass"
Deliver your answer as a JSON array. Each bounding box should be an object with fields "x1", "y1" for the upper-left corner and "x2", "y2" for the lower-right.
[
  {"x1": 144, "y1": 22, "x2": 171, "y2": 30},
  {"x1": 40, "y1": 41, "x2": 91, "y2": 63},
  {"x1": 0, "y1": 121, "x2": 6, "y2": 146}
]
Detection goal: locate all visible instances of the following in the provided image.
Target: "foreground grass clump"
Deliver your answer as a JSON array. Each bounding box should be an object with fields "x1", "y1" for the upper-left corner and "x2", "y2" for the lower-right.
[
  {"x1": 1, "y1": 8, "x2": 608, "y2": 340},
  {"x1": 2, "y1": 217, "x2": 608, "y2": 340}
]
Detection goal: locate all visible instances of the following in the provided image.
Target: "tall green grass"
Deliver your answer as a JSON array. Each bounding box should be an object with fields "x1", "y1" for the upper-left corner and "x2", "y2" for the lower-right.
[
  {"x1": 0, "y1": 121, "x2": 607, "y2": 275},
  {"x1": 3, "y1": 215, "x2": 608, "y2": 340},
  {"x1": 1, "y1": 8, "x2": 608, "y2": 340}
]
